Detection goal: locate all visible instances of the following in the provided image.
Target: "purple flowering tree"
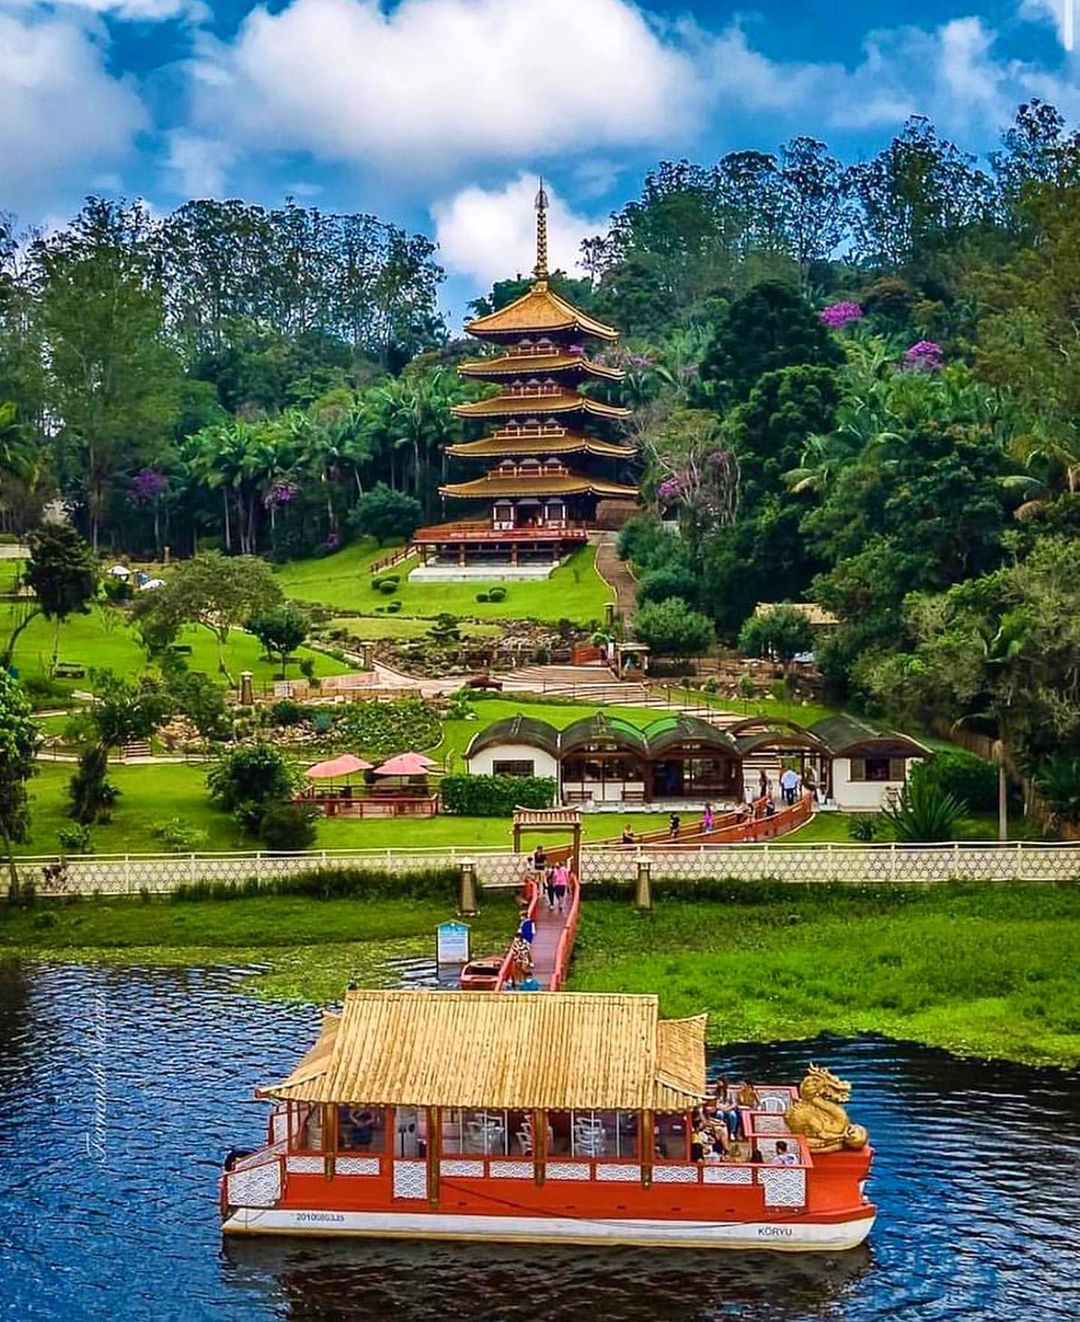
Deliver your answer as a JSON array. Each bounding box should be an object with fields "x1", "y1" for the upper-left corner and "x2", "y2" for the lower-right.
[
  {"x1": 820, "y1": 301, "x2": 864, "y2": 330},
  {"x1": 128, "y1": 468, "x2": 169, "y2": 551},
  {"x1": 263, "y1": 478, "x2": 300, "y2": 531},
  {"x1": 648, "y1": 409, "x2": 740, "y2": 553},
  {"x1": 904, "y1": 340, "x2": 944, "y2": 372}
]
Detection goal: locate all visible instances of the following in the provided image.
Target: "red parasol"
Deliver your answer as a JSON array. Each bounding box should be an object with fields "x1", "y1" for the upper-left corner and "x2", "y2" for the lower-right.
[{"x1": 305, "y1": 753, "x2": 373, "y2": 779}]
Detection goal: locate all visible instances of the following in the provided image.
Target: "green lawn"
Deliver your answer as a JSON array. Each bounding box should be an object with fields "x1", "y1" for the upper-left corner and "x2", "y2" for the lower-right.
[
  {"x1": 787, "y1": 810, "x2": 1044, "y2": 844},
  {"x1": 0, "y1": 601, "x2": 350, "y2": 694},
  {"x1": 17, "y1": 757, "x2": 670, "y2": 857},
  {"x1": 278, "y1": 540, "x2": 613, "y2": 624},
  {"x1": 571, "y1": 884, "x2": 1080, "y2": 1068}
]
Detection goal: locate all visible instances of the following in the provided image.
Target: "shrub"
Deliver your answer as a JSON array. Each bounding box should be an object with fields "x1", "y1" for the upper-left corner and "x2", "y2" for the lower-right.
[
  {"x1": 269, "y1": 699, "x2": 306, "y2": 727},
  {"x1": 476, "y1": 592, "x2": 490, "y2": 603},
  {"x1": 910, "y1": 750, "x2": 996, "y2": 814},
  {"x1": 441, "y1": 773, "x2": 555, "y2": 816},
  {"x1": 378, "y1": 581, "x2": 398, "y2": 595},
  {"x1": 56, "y1": 823, "x2": 93, "y2": 854},
  {"x1": 153, "y1": 817, "x2": 209, "y2": 853},
  {"x1": 207, "y1": 742, "x2": 299, "y2": 830},
  {"x1": 881, "y1": 778, "x2": 965, "y2": 842},
  {"x1": 847, "y1": 815, "x2": 878, "y2": 842},
  {"x1": 68, "y1": 746, "x2": 121, "y2": 824},
  {"x1": 386, "y1": 601, "x2": 402, "y2": 613},
  {"x1": 633, "y1": 596, "x2": 714, "y2": 659},
  {"x1": 487, "y1": 586, "x2": 507, "y2": 602},
  {"x1": 312, "y1": 710, "x2": 334, "y2": 736},
  {"x1": 172, "y1": 865, "x2": 459, "y2": 903},
  {"x1": 299, "y1": 657, "x2": 316, "y2": 682},
  {"x1": 638, "y1": 565, "x2": 699, "y2": 608},
  {"x1": 259, "y1": 802, "x2": 318, "y2": 851},
  {"x1": 347, "y1": 483, "x2": 422, "y2": 545},
  {"x1": 1033, "y1": 753, "x2": 1080, "y2": 827}
]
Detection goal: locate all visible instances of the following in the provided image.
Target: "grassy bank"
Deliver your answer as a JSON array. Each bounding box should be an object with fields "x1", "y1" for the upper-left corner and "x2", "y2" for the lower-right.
[
  {"x1": 276, "y1": 540, "x2": 613, "y2": 623},
  {"x1": 0, "y1": 889, "x2": 519, "y2": 1002},
  {"x1": 570, "y1": 883, "x2": 1080, "y2": 1068}
]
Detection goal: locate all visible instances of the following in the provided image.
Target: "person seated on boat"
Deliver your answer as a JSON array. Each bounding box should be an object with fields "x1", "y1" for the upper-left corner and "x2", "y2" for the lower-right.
[
  {"x1": 713, "y1": 1078, "x2": 741, "y2": 1138},
  {"x1": 770, "y1": 1140, "x2": 798, "y2": 1166},
  {"x1": 690, "y1": 1121, "x2": 710, "y2": 1163},
  {"x1": 749, "y1": 1146, "x2": 764, "y2": 1164},
  {"x1": 735, "y1": 1079, "x2": 760, "y2": 1112},
  {"x1": 764, "y1": 795, "x2": 776, "y2": 818},
  {"x1": 621, "y1": 823, "x2": 635, "y2": 844},
  {"x1": 340, "y1": 1107, "x2": 375, "y2": 1149},
  {"x1": 725, "y1": 1140, "x2": 749, "y2": 1164}
]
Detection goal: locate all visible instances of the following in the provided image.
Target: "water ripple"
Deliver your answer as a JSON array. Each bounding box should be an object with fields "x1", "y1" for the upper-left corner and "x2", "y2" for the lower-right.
[{"x1": 0, "y1": 960, "x2": 1077, "y2": 1322}]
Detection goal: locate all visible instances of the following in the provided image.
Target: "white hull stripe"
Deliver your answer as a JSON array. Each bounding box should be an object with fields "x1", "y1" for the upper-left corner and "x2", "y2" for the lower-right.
[{"x1": 223, "y1": 1207, "x2": 875, "y2": 1252}]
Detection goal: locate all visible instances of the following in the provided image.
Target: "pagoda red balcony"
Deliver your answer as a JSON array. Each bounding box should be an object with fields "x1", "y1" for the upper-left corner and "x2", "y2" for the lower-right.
[{"x1": 411, "y1": 520, "x2": 589, "y2": 545}]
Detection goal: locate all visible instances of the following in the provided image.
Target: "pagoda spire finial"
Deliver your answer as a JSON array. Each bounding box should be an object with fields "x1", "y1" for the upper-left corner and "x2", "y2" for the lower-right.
[{"x1": 533, "y1": 177, "x2": 549, "y2": 285}]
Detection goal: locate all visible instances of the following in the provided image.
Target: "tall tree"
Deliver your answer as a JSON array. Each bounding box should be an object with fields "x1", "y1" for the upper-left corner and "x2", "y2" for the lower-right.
[
  {"x1": 0, "y1": 670, "x2": 39, "y2": 897},
  {"x1": 1, "y1": 523, "x2": 98, "y2": 670},
  {"x1": 36, "y1": 199, "x2": 182, "y2": 548}
]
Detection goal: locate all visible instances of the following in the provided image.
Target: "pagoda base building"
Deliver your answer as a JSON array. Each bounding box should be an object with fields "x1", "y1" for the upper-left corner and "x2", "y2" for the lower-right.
[{"x1": 409, "y1": 184, "x2": 638, "y2": 582}]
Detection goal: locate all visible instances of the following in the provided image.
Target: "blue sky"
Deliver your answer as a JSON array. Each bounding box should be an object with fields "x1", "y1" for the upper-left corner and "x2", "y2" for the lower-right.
[{"x1": 2, "y1": 0, "x2": 1076, "y2": 318}]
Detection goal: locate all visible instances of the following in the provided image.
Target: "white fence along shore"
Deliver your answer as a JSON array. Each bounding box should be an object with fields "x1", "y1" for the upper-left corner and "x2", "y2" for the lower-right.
[{"x1": 2, "y1": 840, "x2": 1078, "y2": 897}]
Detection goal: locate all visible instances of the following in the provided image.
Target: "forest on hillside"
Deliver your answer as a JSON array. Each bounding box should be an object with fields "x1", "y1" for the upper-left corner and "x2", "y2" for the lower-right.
[{"x1": 0, "y1": 104, "x2": 1078, "y2": 793}]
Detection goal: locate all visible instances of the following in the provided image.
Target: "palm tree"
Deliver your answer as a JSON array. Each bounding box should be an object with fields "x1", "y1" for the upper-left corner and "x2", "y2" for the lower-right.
[{"x1": 1004, "y1": 432, "x2": 1080, "y2": 520}]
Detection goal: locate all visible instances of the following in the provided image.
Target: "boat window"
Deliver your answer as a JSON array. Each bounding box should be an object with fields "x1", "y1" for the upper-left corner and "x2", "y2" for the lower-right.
[
  {"x1": 546, "y1": 1110, "x2": 639, "y2": 1159},
  {"x1": 442, "y1": 1108, "x2": 523, "y2": 1157},
  {"x1": 655, "y1": 1113, "x2": 689, "y2": 1162},
  {"x1": 292, "y1": 1103, "x2": 325, "y2": 1152},
  {"x1": 337, "y1": 1105, "x2": 387, "y2": 1152}
]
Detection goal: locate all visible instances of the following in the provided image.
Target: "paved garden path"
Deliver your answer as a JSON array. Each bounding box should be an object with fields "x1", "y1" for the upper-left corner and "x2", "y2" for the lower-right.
[{"x1": 591, "y1": 531, "x2": 637, "y2": 622}]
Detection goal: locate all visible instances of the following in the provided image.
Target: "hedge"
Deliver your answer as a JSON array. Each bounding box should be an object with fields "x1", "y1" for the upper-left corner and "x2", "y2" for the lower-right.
[{"x1": 441, "y1": 774, "x2": 556, "y2": 816}]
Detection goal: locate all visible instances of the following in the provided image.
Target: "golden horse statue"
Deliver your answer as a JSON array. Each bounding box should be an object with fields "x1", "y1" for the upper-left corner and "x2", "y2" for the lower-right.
[{"x1": 784, "y1": 1064, "x2": 869, "y2": 1154}]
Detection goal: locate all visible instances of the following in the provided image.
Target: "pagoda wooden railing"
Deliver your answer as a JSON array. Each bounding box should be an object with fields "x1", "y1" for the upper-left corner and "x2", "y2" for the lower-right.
[{"x1": 494, "y1": 423, "x2": 567, "y2": 438}]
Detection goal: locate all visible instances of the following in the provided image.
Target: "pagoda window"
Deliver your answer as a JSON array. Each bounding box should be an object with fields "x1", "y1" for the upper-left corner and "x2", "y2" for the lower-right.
[
  {"x1": 337, "y1": 1105, "x2": 388, "y2": 1153},
  {"x1": 544, "y1": 500, "x2": 566, "y2": 527},
  {"x1": 493, "y1": 501, "x2": 514, "y2": 530}
]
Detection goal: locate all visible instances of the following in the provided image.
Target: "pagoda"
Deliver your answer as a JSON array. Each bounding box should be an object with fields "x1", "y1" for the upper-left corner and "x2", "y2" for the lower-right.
[{"x1": 409, "y1": 183, "x2": 638, "y2": 580}]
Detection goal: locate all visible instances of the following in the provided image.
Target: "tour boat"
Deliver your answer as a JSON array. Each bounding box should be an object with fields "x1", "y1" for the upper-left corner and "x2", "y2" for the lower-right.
[{"x1": 221, "y1": 989, "x2": 875, "y2": 1251}]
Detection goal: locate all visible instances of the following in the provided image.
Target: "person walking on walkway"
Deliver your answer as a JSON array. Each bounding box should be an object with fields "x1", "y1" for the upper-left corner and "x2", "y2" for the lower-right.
[
  {"x1": 544, "y1": 865, "x2": 557, "y2": 910},
  {"x1": 552, "y1": 862, "x2": 569, "y2": 913},
  {"x1": 703, "y1": 802, "x2": 715, "y2": 834},
  {"x1": 780, "y1": 767, "x2": 798, "y2": 806}
]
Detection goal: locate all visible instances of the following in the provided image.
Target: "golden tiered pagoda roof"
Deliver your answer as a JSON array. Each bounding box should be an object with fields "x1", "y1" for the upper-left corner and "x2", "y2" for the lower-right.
[
  {"x1": 465, "y1": 281, "x2": 619, "y2": 342},
  {"x1": 446, "y1": 430, "x2": 635, "y2": 460},
  {"x1": 440, "y1": 472, "x2": 638, "y2": 500},
  {"x1": 459, "y1": 351, "x2": 623, "y2": 382},
  {"x1": 452, "y1": 391, "x2": 630, "y2": 422}
]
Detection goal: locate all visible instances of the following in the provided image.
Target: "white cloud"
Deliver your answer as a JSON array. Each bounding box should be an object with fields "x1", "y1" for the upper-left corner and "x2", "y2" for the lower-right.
[
  {"x1": 432, "y1": 174, "x2": 602, "y2": 288},
  {"x1": 188, "y1": 0, "x2": 707, "y2": 176},
  {"x1": 0, "y1": 11, "x2": 147, "y2": 217},
  {"x1": 0, "y1": 0, "x2": 206, "y2": 20},
  {"x1": 165, "y1": 130, "x2": 236, "y2": 198}
]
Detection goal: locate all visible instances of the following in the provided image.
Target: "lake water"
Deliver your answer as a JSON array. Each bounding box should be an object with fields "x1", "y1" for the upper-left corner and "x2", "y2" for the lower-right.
[{"x1": 0, "y1": 961, "x2": 1077, "y2": 1321}]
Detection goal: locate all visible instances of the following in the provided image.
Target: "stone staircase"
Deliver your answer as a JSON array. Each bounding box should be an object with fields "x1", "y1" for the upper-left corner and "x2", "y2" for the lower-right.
[{"x1": 120, "y1": 739, "x2": 152, "y2": 760}]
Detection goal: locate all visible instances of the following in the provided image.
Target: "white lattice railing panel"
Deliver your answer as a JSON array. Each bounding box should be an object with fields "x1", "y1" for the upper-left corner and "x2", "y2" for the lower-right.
[
  {"x1": 337, "y1": 1157, "x2": 381, "y2": 1176},
  {"x1": 703, "y1": 1166, "x2": 753, "y2": 1185},
  {"x1": 286, "y1": 1156, "x2": 325, "y2": 1174},
  {"x1": 596, "y1": 1164, "x2": 642, "y2": 1182},
  {"x1": 440, "y1": 1160, "x2": 485, "y2": 1178},
  {"x1": 652, "y1": 1165, "x2": 699, "y2": 1183},
  {"x1": 759, "y1": 1167, "x2": 806, "y2": 1207},
  {"x1": 392, "y1": 1160, "x2": 428, "y2": 1199},
  {"x1": 228, "y1": 1160, "x2": 282, "y2": 1208},
  {"x1": 8, "y1": 842, "x2": 1080, "y2": 898},
  {"x1": 547, "y1": 1162, "x2": 590, "y2": 1181},
  {"x1": 271, "y1": 1111, "x2": 289, "y2": 1143},
  {"x1": 488, "y1": 1161, "x2": 533, "y2": 1179}
]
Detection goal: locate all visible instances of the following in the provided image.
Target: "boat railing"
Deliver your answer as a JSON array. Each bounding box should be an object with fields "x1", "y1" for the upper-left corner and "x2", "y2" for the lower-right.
[{"x1": 549, "y1": 877, "x2": 581, "y2": 992}]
